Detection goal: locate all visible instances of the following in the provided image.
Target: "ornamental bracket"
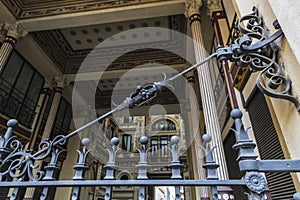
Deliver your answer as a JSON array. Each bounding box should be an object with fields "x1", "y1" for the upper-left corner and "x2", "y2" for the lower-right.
[{"x1": 216, "y1": 7, "x2": 300, "y2": 111}]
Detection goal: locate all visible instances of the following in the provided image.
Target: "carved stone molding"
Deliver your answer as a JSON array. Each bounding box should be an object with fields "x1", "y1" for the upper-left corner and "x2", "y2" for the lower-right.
[
  {"x1": 185, "y1": 0, "x2": 203, "y2": 18},
  {"x1": 2, "y1": 0, "x2": 159, "y2": 19},
  {"x1": 206, "y1": 0, "x2": 223, "y2": 18}
]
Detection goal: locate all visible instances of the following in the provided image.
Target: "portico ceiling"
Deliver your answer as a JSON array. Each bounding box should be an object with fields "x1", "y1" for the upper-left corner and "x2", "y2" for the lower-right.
[
  {"x1": 0, "y1": 0, "x2": 191, "y2": 109},
  {"x1": 29, "y1": 14, "x2": 187, "y2": 74}
]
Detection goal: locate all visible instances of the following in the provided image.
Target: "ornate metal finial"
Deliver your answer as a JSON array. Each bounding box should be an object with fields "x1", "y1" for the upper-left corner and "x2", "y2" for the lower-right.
[
  {"x1": 0, "y1": 119, "x2": 18, "y2": 150},
  {"x1": 168, "y1": 136, "x2": 184, "y2": 180},
  {"x1": 104, "y1": 137, "x2": 120, "y2": 179},
  {"x1": 201, "y1": 134, "x2": 219, "y2": 180},
  {"x1": 230, "y1": 109, "x2": 258, "y2": 162},
  {"x1": 136, "y1": 136, "x2": 150, "y2": 180},
  {"x1": 73, "y1": 138, "x2": 90, "y2": 180},
  {"x1": 0, "y1": 119, "x2": 20, "y2": 169}
]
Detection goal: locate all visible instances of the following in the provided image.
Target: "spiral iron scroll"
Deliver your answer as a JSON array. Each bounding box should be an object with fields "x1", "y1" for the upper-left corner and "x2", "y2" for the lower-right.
[
  {"x1": 0, "y1": 134, "x2": 67, "y2": 182},
  {"x1": 216, "y1": 7, "x2": 300, "y2": 111}
]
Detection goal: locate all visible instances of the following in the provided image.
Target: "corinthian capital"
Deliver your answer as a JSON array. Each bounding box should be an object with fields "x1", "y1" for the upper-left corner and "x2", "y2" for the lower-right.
[
  {"x1": 185, "y1": 0, "x2": 203, "y2": 18},
  {"x1": 206, "y1": 0, "x2": 223, "y2": 18},
  {"x1": 52, "y1": 76, "x2": 69, "y2": 89},
  {"x1": 1, "y1": 22, "x2": 27, "y2": 40}
]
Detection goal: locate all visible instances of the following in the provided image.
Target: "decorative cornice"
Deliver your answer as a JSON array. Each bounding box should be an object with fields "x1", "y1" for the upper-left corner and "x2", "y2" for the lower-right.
[
  {"x1": 2, "y1": 0, "x2": 162, "y2": 19},
  {"x1": 1, "y1": 22, "x2": 27, "y2": 40},
  {"x1": 206, "y1": 0, "x2": 223, "y2": 18},
  {"x1": 185, "y1": 0, "x2": 203, "y2": 18}
]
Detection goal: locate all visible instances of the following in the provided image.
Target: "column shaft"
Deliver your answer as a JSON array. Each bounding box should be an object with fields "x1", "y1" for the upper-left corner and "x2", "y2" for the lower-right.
[
  {"x1": 192, "y1": 18, "x2": 229, "y2": 180},
  {"x1": 0, "y1": 23, "x2": 27, "y2": 73},
  {"x1": 29, "y1": 86, "x2": 52, "y2": 150},
  {"x1": 186, "y1": 72, "x2": 209, "y2": 198},
  {"x1": 41, "y1": 86, "x2": 63, "y2": 140},
  {"x1": 186, "y1": 0, "x2": 229, "y2": 180}
]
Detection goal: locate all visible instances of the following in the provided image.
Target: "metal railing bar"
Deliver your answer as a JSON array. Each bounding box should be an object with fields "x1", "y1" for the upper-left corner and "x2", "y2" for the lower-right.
[{"x1": 0, "y1": 179, "x2": 246, "y2": 187}]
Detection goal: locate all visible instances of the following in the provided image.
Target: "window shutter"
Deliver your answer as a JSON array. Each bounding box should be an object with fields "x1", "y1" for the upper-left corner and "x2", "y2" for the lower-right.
[{"x1": 247, "y1": 90, "x2": 296, "y2": 200}]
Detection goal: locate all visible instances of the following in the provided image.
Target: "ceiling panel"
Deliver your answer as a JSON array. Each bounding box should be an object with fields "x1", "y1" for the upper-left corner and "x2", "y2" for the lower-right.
[
  {"x1": 60, "y1": 17, "x2": 169, "y2": 51},
  {"x1": 29, "y1": 15, "x2": 187, "y2": 74}
]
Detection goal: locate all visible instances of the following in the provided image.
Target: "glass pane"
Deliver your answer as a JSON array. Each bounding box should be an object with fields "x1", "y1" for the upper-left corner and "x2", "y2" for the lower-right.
[
  {"x1": 122, "y1": 134, "x2": 131, "y2": 151},
  {"x1": 38, "y1": 92, "x2": 54, "y2": 137},
  {"x1": 14, "y1": 63, "x2": 34, "y2": 95},
  {"x1": 26, "y1": 73, "x2": 44, "y2": 106},
  {"x1": 161, "y1": 137, "x2": 168, "y2": 157},
  {"x1": 151, "y1": 138, "x2": 158, "y2": 156},
  {"x1": 1, "y1": 51, "x2": 23, "y2": 85},
  {"x1": 52, "y1": 98, "x2": 67, "y2": 137},
  {"x1": 61, "y1": 104, "x2": 72, "y2": 135}
]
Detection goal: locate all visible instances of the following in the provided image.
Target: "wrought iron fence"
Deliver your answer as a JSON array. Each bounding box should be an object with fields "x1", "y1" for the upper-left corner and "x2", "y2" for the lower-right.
[{"x1": 0, "y1": 7, "x2": 300, "y2": 200}]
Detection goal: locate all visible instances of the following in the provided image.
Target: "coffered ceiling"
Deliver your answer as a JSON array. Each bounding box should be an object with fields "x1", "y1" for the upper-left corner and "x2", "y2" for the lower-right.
[
  {"x1": 29, "y1": 14, "x2": 187, "y2": 74},
  {"x1": 1, "y1": 0, "x2": 191, "y2": 109}
]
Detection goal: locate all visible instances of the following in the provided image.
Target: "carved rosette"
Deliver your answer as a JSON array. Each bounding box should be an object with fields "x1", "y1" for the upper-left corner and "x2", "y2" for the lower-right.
[{"x1": 245, "y1": 172, "x2": 267, "y2": 195}]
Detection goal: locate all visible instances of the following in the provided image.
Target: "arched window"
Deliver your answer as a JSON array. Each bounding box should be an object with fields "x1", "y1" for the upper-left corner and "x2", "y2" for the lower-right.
[{"x1": 152, "y1": 119, "x2": 176, "y2": 132}]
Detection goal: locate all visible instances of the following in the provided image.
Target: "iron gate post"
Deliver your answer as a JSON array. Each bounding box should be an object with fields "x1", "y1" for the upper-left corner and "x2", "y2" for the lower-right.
[
  {"x1": 71, "y1": 138, "x2": 90, "y2": 200},
  {"x1": 40, "y1": 148, "x2": 64, "y2": 200},
  {"x1": 201, "y1": 134, "x2": 219, "y2": 200},
  {"x1": 103, "y1": 137, "x2": 120, "y2": 200},
  {"x1": 168, "y1": 136, "x2": 184, "y2": 200},
  {"x1": 136, "y1": 136, "x2": 150, "y2": 200}
]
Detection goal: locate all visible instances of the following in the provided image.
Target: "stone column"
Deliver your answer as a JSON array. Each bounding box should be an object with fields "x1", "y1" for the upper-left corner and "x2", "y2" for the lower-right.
[
  {"x1": 24, "y1": 77, "x2": 66, "y2": 200},
  {"x1": 0, "y1": 22, "x2": 27, "y2": 73},
  {"x1": 185, "y1": 0, "x2": 229, "y2": 182},
  {"x1": 41, "y1": 76, "x2": 66, "y2": 141},
  {"x1": 29, "y1": 79, "x2": 53, "y2": 150},
  {"x1": 185, "y1": 71, "x2": 209, "y2": 199}
]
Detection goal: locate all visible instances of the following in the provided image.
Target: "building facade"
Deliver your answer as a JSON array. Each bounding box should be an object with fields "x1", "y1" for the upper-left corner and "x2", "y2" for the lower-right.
[{"x1": 0, "y1": 0, "x2": 300, "y2": 199}]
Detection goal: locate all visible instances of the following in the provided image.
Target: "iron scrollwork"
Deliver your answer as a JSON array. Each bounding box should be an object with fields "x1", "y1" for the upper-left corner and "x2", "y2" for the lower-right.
[
  {"x1": 0, "y1": 119, "x2": 67, "y2": 182},
  {"x1": 216, "y1": 7, "x2": 300, "y2": 111}
]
